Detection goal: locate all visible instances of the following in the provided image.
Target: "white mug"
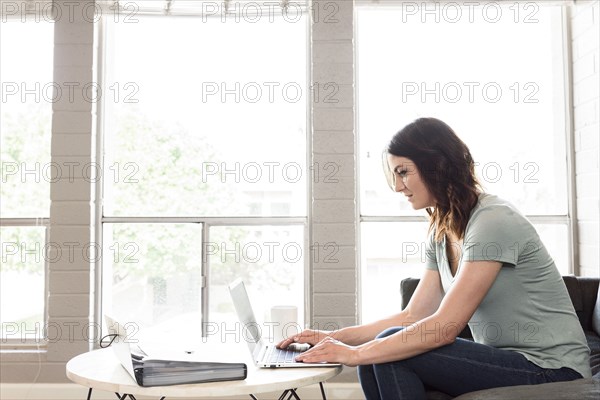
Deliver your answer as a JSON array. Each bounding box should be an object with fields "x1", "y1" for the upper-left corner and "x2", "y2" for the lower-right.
[{"x1": 270, "y1": 305, "x2": 299, "y2": 343}]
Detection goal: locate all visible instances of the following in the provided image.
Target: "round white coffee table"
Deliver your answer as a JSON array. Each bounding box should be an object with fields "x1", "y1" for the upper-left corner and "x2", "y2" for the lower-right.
[{"x1": 66, "y1": 347, "x2": 342, "y2": 399}]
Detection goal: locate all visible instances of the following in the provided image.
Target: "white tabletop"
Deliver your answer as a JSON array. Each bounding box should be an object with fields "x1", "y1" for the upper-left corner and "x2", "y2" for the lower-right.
[{"x1": 66, "y1": 347, "x2": 342, "y2": 398}]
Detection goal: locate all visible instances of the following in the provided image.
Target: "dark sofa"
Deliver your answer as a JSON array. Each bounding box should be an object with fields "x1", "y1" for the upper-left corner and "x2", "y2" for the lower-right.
[{"x1": 399, "y1": 275, "x2": 600, "y2": 400}]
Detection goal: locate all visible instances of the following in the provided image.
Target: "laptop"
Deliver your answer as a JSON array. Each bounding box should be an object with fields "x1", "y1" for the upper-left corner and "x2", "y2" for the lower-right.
[
  {"x1": 229, "y1": 279, "x2": 340, "y2": 368},
  {"x1": 103, "y1": 315, "x2": 144, "y2": 382}
]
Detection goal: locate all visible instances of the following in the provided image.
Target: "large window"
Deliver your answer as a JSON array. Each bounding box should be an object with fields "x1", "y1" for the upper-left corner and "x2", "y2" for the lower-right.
[
  {"x1": 99, "y1": 7, "x2": 308, "y2": 342},
  {"x1": 357, "y1": 2, "x2": 571, "y2": 322},
  {"x1": 0, "y1": 21, "x2": 54, "y2": 342}
]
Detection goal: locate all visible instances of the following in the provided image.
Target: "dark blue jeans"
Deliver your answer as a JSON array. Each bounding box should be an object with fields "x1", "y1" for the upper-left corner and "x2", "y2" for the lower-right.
[{"x1": 358, "y1": 327, "x2": 583, "y2": 400}]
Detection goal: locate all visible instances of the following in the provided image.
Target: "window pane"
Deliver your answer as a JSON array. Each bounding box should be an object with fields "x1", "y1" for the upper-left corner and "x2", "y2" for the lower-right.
[
  {"x1": 361, "y1": 222, "x2": 430, "y2": 323},
  {"x1": 0, "y1": 21, "x2": 53, "y2": 218},
  {"x1": 360, "y1": 222, "x2": 569, "y2": 323},
  {"x1": 208, "y1": 225, "x2": 304, "y2": 341},
  {"x1": 1, "y1": 227, "x2": 46, "y2": 340},
  {"x1": 534, "y1": 223, "x2": 569, "y2": 276},
  {"x1": 102, "y1": 16, "x2": 307, "y2": 217},
  {"x1": 102, "y1": 223, "x2": 203, "y2": 342},
  {"x1": 358, "y1": 5, "x2": 567, "y2": 216}
]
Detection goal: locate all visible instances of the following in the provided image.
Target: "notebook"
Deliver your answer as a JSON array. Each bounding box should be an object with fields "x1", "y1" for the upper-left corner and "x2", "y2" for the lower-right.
[{"x1": 228, "y1": 279, "x2": 341, "y2": 368}]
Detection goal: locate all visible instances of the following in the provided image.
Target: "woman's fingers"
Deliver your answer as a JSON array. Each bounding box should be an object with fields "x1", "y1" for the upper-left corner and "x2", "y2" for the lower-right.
[
  {"x1": 276, "y1": 336, "x2": 295, "y2": 349},
  {"x1": 277, "y1": 329, "x2": 323, "y2": 349},
  {"x1": 295, "y1": 337, "x2": 353, "y2": 364}
]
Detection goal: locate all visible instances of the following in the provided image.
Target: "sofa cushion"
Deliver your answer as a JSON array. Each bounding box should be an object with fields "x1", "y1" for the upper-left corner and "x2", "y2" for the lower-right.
[
  {"x1": 564, "y1": 275, "x2": 584, "y2": 312},
  {"x1": 587, "y1": 331, "x2": 600, "y2": 378},
  {"x1": 553, "y1": 276, "x2": 599, "y2": 331},
  {"x1": 425, "y1": 390, "x2": 453, "y2": 400},
  {"x1": 593, "y1": 284, "x2": 600, "y2": 336},
  {"x1": 453, "y1": 379, "x2": 600, "y2": 400},
  {"x1": 579, "y1": 277, "x2": 600, "y2": 331}
]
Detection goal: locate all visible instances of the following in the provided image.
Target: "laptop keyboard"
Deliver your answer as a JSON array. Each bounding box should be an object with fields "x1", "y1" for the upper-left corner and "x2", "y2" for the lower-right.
[{"x1": 266, "y1": 346, "x2": 302, "y2": 364}]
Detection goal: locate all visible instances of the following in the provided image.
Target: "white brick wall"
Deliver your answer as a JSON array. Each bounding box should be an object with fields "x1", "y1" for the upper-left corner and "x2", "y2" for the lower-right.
[
  {"x1": 310, "y1": 0, "x2": 356, "y2": 324},
  {"x1": 46, "y1": 0, "x2": 95, "y2": 372},
  {"x1": 572, "y1": 0, "x2": 600, "y2": 277},
  {"x1": 310, "y1": 0, "x2": 357, "y2": 383}
]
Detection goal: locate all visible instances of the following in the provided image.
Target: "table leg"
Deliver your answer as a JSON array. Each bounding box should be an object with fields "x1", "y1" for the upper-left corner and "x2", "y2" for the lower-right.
[
  {"x1": 319, "y1": 382, "x2": 327, "y2": 400},
  {"x1": 84, "y1": 388, "x2": 165, "y2": 400},
  {"x1": 249, "y1": 381, "x2": 328, "y2": 400},
  {"x1": 287, "y1": 389, "x2": 301, "y2": 400}
]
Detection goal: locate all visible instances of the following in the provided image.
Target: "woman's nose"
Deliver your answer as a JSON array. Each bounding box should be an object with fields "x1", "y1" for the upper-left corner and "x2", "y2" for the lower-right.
[{"x1": 394, "y1": 177, "x2": 405, "y2": 192}]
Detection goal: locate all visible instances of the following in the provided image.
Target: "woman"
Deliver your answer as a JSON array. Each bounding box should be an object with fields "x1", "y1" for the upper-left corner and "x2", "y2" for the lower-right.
[{"x1": 278, "y1": 118, "x2": 591, "y2": 399}]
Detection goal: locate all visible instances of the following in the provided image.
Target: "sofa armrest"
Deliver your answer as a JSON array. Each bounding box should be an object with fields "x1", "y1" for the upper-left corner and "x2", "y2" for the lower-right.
[
  {"x1": 563, "y1": 276, "x2": 599, "y2": 331},
  {"x1": 400, "y1": 277, "x2": 420, "y2": 310}
]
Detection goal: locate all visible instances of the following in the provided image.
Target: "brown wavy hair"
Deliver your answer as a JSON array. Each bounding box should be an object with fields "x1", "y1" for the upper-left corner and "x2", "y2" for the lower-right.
[{"x1": 386, "y1": 118, "x2": 482, "y2": 242}]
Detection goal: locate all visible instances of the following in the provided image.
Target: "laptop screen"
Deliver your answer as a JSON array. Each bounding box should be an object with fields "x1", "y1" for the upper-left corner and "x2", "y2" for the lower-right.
[
  {"x1": 104, "y1": 315, "x2": 137, "y2": 380},
  {"x1": 229, "y1": 279, "x2": 262, "y2": 354}
]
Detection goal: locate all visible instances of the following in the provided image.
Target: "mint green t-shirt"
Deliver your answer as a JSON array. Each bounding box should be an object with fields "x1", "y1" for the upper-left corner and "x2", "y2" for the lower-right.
[{"x1": 425, "y1": 193, "x2": 591, "y2": 378}]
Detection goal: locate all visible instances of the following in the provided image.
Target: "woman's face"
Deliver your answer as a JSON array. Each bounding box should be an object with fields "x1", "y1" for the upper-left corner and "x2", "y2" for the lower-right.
[{"x1": 386, "y1": 155, "x2": 436, "y2": 209}]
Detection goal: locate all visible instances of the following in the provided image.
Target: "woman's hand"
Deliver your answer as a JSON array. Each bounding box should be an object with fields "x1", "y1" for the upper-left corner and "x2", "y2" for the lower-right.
[
  {"x1": 295, "y1": 337, "x2": 360, "y2": 366},
  {"x1": 276, "y1": 329, "x2": 329, "y2": 349}
]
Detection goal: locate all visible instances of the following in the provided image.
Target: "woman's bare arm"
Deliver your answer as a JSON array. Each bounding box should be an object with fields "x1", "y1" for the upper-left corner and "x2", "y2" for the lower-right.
[
  {"x1": 296, "y1": 260, "x2": 502, "y2": 365},
  {"x1": 278, "y1": 269, "x2": 444, "y2": 348}
]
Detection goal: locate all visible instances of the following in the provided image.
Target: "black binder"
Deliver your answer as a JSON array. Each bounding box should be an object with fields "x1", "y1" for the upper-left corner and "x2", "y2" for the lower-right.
[
  {"x1": 130, "y1": 346, "x2": 248, "y2": 387},
  {"x1": 103, "y1": 315, "x2": 247, "y2": 387}
]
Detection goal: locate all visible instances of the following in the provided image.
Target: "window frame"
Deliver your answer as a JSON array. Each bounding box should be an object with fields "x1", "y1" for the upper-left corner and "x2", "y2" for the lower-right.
[
  {"x1": 354, "y1": 2, "x2": 579, "y2": 324},
  {"x1": 92, "y1": 10, "x2": 313, "y2": 343}
]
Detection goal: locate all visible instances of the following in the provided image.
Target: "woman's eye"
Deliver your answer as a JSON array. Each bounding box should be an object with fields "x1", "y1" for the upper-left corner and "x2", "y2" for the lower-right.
[{"x1": 396, "y1": 170, "x2": 407, "y2": 177}]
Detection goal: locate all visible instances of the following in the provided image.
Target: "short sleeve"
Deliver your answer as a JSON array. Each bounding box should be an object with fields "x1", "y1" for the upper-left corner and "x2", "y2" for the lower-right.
[
  {"x1": 462, "y1": 205, "x2": 531, "y2": 266},
  {"x1": 425, "y1": 229, "x2": 439, "y2": 271}
]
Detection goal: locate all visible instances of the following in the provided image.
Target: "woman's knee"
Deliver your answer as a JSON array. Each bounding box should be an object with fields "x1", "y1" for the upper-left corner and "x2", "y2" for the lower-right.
[{"x1": 376, "y1": 326, "x2": 406, "y2": 339}]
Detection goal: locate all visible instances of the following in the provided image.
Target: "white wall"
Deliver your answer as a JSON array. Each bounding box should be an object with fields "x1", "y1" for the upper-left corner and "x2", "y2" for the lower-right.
[
  {"x1": 310, "y1": 0, "x2": 357, "y2": 382},
  {"x1": 572, "y1": 0, "x2": 600, "y2": 277}
]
